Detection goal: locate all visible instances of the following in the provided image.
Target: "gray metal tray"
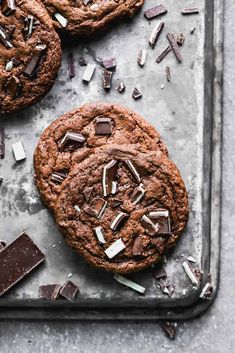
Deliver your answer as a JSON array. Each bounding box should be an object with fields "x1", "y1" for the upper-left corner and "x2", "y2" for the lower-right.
[{"x1": 0, "y1": 0, "x2": 223, "y2": 320}]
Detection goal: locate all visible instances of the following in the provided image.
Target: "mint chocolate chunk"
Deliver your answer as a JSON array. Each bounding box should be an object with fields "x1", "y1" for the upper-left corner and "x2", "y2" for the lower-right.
[{"x1": 144, "y1": 4, "x2": 167, "y2": 20}]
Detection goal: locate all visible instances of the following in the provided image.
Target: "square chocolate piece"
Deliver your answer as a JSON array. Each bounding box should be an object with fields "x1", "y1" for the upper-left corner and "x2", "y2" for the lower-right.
[
  {"x1": 60, "y1": 280, "x2": 79, "y2": 302},
  {"x1": 95, "y1": 117, "x2": 112, "y2": 135},
  {"x1": 39, "y1": 284, "x2": 61, "y2": 301}
]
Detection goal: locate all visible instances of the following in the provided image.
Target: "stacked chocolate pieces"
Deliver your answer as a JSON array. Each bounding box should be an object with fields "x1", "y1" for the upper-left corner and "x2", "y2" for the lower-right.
[{"x1": 34, "y1": 102, "x2": 189, "y2": 273}]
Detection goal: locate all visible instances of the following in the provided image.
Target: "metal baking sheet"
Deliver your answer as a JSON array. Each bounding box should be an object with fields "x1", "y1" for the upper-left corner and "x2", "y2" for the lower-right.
[{"x1": 0, "y1": 0, "x2": 223, "y2": 319}]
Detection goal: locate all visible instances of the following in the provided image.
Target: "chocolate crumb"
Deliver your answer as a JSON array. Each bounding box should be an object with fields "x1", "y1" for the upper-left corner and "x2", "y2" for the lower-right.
[
  {"x1": 177, "y1": 33, "x2": 185, "y2": 46},
  {"x1": 59, "y1": 280, "x2": 79, "y2": 302},
  {"x1": 160, "y1": 321, "x2": 177, "y2": 340},
  {"x1": 102, "y1": 69, "x2": 113, "y2": 90},
  {"x1": 102, "y1": 58, "x2": 116, "y2": 71},
  {"x1": 132, "y1": 87, "x2": 142, "y2": 100},
  {"x1": 181, "y1": 8, "x2": 199, "y2": 15},
  {"x1": 117, "y1": 82, "x2": 126, "y2": 93}
]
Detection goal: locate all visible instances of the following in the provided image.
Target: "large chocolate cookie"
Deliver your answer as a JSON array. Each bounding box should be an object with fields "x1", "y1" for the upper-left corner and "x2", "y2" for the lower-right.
[
  {"x1": 40, "y1": 0, "x2": 144, "y2": 36},
  {"x1": 0, "y1": 0, "x2": 62, "y2": 114},
  {"x1": 34, "y1": 102, "x2": 168, "y2": 209},
  {"x1": 55, "y1": 145, "x2": 189, "y2": 273}
]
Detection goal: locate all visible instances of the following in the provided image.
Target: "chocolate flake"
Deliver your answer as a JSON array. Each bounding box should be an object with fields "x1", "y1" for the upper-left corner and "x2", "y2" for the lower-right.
[
  {"x1": 166, "y1": 33, "x2": 182, "y2": 63},
  {"x1": 156, "y1": 45, "x2": 171, "y2": 63},
  {"x1": 149, "y1": 21, "x2": 164, "y2": 48},
  {"x1": 187, "y1": 255, "x2": 196, "y2": 263},
  {"x1": 0, "y1": 25, "x2": 13, "y2": 48},
  {"x1": 109, "y1": 198, "x2": 122, "y2": 208},
  {"x1": 95, "y1": 117, "x2": 112, "y2": 135},
  {"x1": 94, "y1": 226, "x2": 106, "y2": 244},
  {"x1": 105, "y1": 238, "x2": 126, "y2": 259},
  {"x1": 67, "y1": 53, "x2": 75, "y2": 78},
  {"x1": 12, "y1": 141, "x2": 26, "y2": 161},
  {"x1": 166, "y1": 66, "x2": 171, "y2": 82},
  {"x1": 132, "y1": 87, "x2": 142, "y2": 100},
  {"x1": 78, "y1": 56, "x2": 87, "y2": 66},
  {"x1": 59, "y1": 131, "x2": 85, "y2": 150},
  {"x1": 137, "y1": 49, "x2": 147, "y2": 67},
  {"x1": 117, "y1": 82, "x2": 126, "y2": 93},
  {"x1": 0, "y1": 232, "x2": 45, "y2": 297},
  {"x1": 110, "y1": 211, "x2": 129, "y2": 231},
  {"x1": 132, "y1": 183, "x2": 145, "y2": 204},
  {"x1": 182, "y1": 261, "x2": 200, "y2": 286},
  {"x1": 24, "y1": 44, "x2": 47, "y2": 77},
  {"x1": 51, "y1": 171, "x2": 67, "y2": 184},
  {"x1": 160, "y1": 321, "x2": 177, "y2": 340},
  {"x1": 114, "y1": 273, "x2": 145, "y2": 294},
  {"x1": 102, "y1": 69, "x2": 113, "y2": 90},
  {"x1": 39, "y1": 284, "x2": 61, "y2": 301},
  {"x1": 158, "y1": 279, "x2": 175, "y2": 297},
  {"x1": 82, "y1": 63, "x2": 96, "y2": 82},
  {"x1": 1, "y1": 0, "x2": 16, "y2": 16},
  {"x1": 124, "y1": 160, "x2": 141, "y2": 183},
  {"x1": 132, "y1": 236, "x2": 143, "y2": 257},
  {"x1": 200, "y1": 282, "x2": 213, "y2": 300},
  {"x1": 83, "y1": 186, "x2": 93, "y2": 203},
  {"x1": 54, "y1": 12, "x2": 68, "y2": 27},
  {"x1": 7, "y1": 76, "x2": 21, "y2": 98},
  {"x1": 102, "y1": 58, "x2": 116, "y2": 71},
  {"x1": 74, "y1": 205, "x2": 81, "y2": 213},
  {"x1": 144, "y1": 5, "x2": 167, "y2": 20},
  {"x1": 59, "y1": 280, "x2": 79, "y2": 302},
  {"x1": 0, "y1": 127, "x2": 5, "y2": 159},
  {"x1": 83, "y1": 204, "x2": 98, "y2": 217},
  {"x1": 102, "y1": 159, "x2": 118, "y2": 197},
  {"x1": 97, "y1": 200, "x2": 107, "y2": 219},
  {"x1": 84, "y1": 198, "x2": 107, "y2": 219},
  {"x1": 181, "y1": 8, "x2": 199, "y2": 15}
]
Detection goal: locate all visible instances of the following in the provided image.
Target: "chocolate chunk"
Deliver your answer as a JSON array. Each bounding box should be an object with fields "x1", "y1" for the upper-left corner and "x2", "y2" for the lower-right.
[
  {"x1": 190, "y1": 27, "x2": 196, "y2": 34},
  {"x1": 137, "y1": 49, "x2": 147, "y2": 67},
  {"x1": 7, "y1": 76, "x2": 21, "y2": 98},
  {"x1": 140, "y1": 214, "x2": 159, "y2": 236},
  {"x1": 51, "y1": 171, "x2": 67, "y2": 184},
  {"x1": 200, "y1": 282, "x2": 213, "y2": 300},
  {"x1": 177, "y1": 33, "x2": 185, "y2": 46},
  {"x1": 148, "y1": 209, "x2": 171, "y2": 236},
  {"x1": 117, "y1": 82, "x2": 126, "y2": 93},
  {"x1": 181, "y1": 8, "x2": 199, "y2": 15},
  {"x1": 78, "y1": 56, "x2": 87, "y2": 66},
  {"x1": 124, "y1": 160, "x2": 141, "y2": 183},
  {"x1": 131, "y1": 183, "x2": 145, "y2": 204},
  {"x1": 95, "y1": 117, "x2": 112, "y2": 135},
  {"x1": 132, "y1": 236, "x2": 143, "y2": 256},
  {"x1": 0, "y1": 232, "x2": 45, "y2": 296},
  {"x1": 153, "y1": 265, "x2": 167, "y2": 280},
  {"x1": 132, "y1": 87, "x2": 142, "y2": 100},
  {"x1": 94, "y1": 226, "x2": 106, "y2": 244},
  {"x1": 0, "y1": 127, "x2": 5, "y2": 159},
  {"x1": 0, "y1": 25, "x2": 13, "y2": 48},
  {"x1": 59, "y1": 280, "x2": 79, "y2": 302},
  {"x1": 109, "y1": 198, "x2": 122, "y2": 208},
  {"x1": 166, "y1": 33, "x2": 182, "y2": 63},
  {"x1": 1, "y1": 0, "x2": 16, "y2": 16},
  {"x1": 102, "y1": 58, "x2": 116, "y2": 71},
  {"x1": 83, "y1": 186, "x2": 93, "y2": 203},
  {"x1": 82, "y1": 63, "x2": 96, "y2": 82},
  {"x1": 166, "y1": 66, "x2": 171, "y2": 82},
  {"x1": 160, "y1": 321, "x2": 177, "y2": 340},
  {"x1": 84, "y1": 198, "x2": 107, "y2": 219},
  {"x1": 149, "y1": 21, "x2": 164, "y2": 48},
  {"x1": 105, "y1": 239, "x2": 126, "y2": 259},
  {"x1": 102, "y1": 160, "x2": 118, "y2": 197},
  {"x1": 12, "y1": 141, "x2": 26, "y2": 161},
  {"x1": 83, "y1": 0, "x2": 91, "y2": 5},
  {"x1": 103, "y1": 69, "x2": 113, "y2": 90},
  {"x1": 67, "y1": 52, "x2": 75, "y2": 78},
  {"x1": 23, "y1": 44, "x2": 47, "y2": 77},
  {"x1": 24, "y1": 15, "x2": 34, "y2": 40},
  {"x1": 144, "y1": 4, "x2": 167, "y2": 20},
  {"x1": 110, "y1": 211, "x2": 129, "y2": 231},
  {"x1": 156, "y1": 45, "x2": 171, "y2": 63},
  {"x1": 59, "y1": 131, "x2": 86, "y2": 150},
  {"x1": 39, "y1": 284, "x2": 61, "y2": 300}
]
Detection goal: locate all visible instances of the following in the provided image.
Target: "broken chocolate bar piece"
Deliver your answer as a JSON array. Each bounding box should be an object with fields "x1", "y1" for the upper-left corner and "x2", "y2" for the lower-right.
[
  {"x1": 166, "y1": 33, "x2": 182, "y2": 63},
  {"x1": 149, "y1": 21, "x2": 164, "y2": 48},
  {"x1": 59, "y1": 131, "x2": 85, "y2": 150},
  {"x1": 0, "y1": 232, "x2": 45, "y2": 296},
  {"x1": 24, "y1": 15, "x2": 34, "y2": 40},
  {"x1": 84, "y1": 198, "x2": 107, "y2": 219},
  {"x1": 132, "y1": 87, "x2": 142, "y2": 100},
  {"x1": 177, "y1": 33, "x2": 185, "y2": 46},
  {"x1": 67, "y1": 52, "x2": 75, "y2": 78},
  {"x1": 137, "y1": 49, "x2": 147, "y2": 67},
  {"x1": 103, "y1": 69, "x2": 113, "y2": 90},
  {"x1": 109, "y1": 198, "x2": 122, "y2": 208},
  {"x1": 60, "y1": 280, "x2": 79, "y2": 302},
  {"x1": 131, "y1": 183, "x2": 145, "y2": 204},
  {"x1": 0, "y1": 25, "x2": 13, "y2": 48},
  {"x1": 153, "y1": 265, "x2": 167, "y2": 280},
  {"x1": 1, "y1": 0, "x2": 16, "y2": 16},
  {"x1": 7, "y1": 76, "x2": 21, "y2": 98},
  {"x1": 110, "y1": 211, "x2": 129, "y2": 231},
  {"x1": 24, "y1": 44, "x2": 47, "y2": 77},
  {"x1": 105, "y1": 238, "x2": 126, "y2": 259},
  {"x1": 0, "y1": 127, "x2": 5, "y2": 159},
  {"x1": 148, "y1": 209, "x2": 171, "y2": 236},
  {"x1": 156, "y1": 45, "x2": 171, "y2": 63},
  {"x1": 166, "y1": 66, "x2": 171, "y2": 82},
  {"x1": 82, "y1": 63, "x2": 96, "y2": 82},
  {"x1": 83, "y1": 186, "x2": 93, "y2": 203},
  {"x1": 144, "y1": 4, "x2": 167, "y2": 20},
  {"x1": 117, "y1": 82, "x2": 125, "y2": 93},
  {"x1": 51, "y1": 171, "x2": 67, "y2": 184},
  {"x1": 94, "y1": 226, "x2": 106, "y2": 244},
  {"x1": 124, "y1": 160, "x2": 141, "y2": 183},
  {"x1": 200, "y1": 282, "x2": 213, "y2": 300},
  {"x1": 140, "y1": 214, "x2": 159, "y2": 236},
  {"x1": 95, "y1": 117, "x2": 112, "y2": 135},
  {"x1": 182, "y1": 261, "x2": 200, "y2": 286},
  {"x1": 132, "y1": 236, "x2": 143, "y2": 257},
  {"x1": 160, "y1": 321, "x2": 177, "y2": 340},
  {"x1": 102, "y1": 58, "x2": 116, "y2": 71},
  {"x1": 102, "y1": 159, "x2": 118, "y2": 197},
  {"x1": 39, "y1": 284, "x2": 61, "y2": 300},
  {"x1": 181, "y1": 8, "x2": 199, "y2": 15}
]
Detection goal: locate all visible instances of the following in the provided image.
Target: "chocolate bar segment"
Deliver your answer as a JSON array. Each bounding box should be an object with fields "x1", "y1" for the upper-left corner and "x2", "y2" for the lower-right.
[
  {"x1": 144, "y1": 5, "x2": 167, "y2": 20},
  {"x1": 39, "y1": 284, "x2": 61, "y2": 300},
  {"x1": 102, "y1": 160, "x2": 118, "y2": 197},
  {"x1": 59, "y1": 131, "x2": 86, "y2": 150},
  {"x1": 60, "y1": 280, "x2": 79, "y2": 302},
  {"x1": 0, "y1": 232, "x2": 45, "y2": 296},
  {"x1": 166, "y1": 33, "x2": 182, "y2": 63},
  {"x1": 95, "y1": 117, "x2": 112, "y2": 135},
  {"x1": 0, "y1": 127, "x2": 5, "y2": 159},
  {"x1": 23, "y1": 44, "x2": 47, "y2": 77}
]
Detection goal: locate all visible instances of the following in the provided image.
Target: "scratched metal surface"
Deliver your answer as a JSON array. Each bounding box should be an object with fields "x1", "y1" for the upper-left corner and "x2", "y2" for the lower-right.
[{"x1": 0, "y1": 0, "x2": 222, "y2": 318}]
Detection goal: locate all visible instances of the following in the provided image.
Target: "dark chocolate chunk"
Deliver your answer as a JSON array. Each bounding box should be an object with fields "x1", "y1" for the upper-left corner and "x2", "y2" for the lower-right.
[
  {"x1": 95, "y1": 117, "x2": 112, "y2": 135},
  {"x1": 131, "y1": 183, "x2": 145, "y2": 204},
  {"x1": 109, "y1": 198, "x2": 122, "y2": 208},
  {"x1": 117, "y1": 82, "x2": 126, "y2": 93},
  {"x1": 51, "y1": 171, "x2": 67, "y2": 184},
  {"x1": 103, "y1": 69, "x2": 113, "y2": 90},
  {"x1": 132, "y1": 87, "x2": 142, "y2": 100},
  {"x1": 7, "y1": 75, "x2": 21, "y2": 98},
  {"x1": 140, "y1": 214, "x2": 159, "y2": 236},
  {"x1": 160, "y1": 321, "x2": 177, "y2": 340},
  {"x1": 132, "y1": 236, "x2": 143, "y2": 256},
  {"x1": 110, "y1": 211, "x2": 129, "y2": 231},
  {"x1": 0, "y1": 25, "x2": 13, "y2": 48},
  {"x1": 23, "y1": 44, "x2": 47, "y2": 77},
  {"x1": 166, "y1": 66, "x2": 171, "y2": 82},
  {"x1": 78, "y1": 56, "x2": 87, "y2": 66},
  {"x1": 83, "y1": 204, "x2": 98, "y2": 217},
  {"x1": 166, "y1": 33, "x2": 182, "y2": 63},
  {"x1": 193, "y1": 267, "x2": 203, "y2": 282},
  {"x1": 144, "y1": 4, "x2": 167, "y2": 20},
  {"x1": 156, "y1": 45, "x2": 171, "y2": 63},
  {"x1": 1, "y1": 0, "x2": 16, "y2": 16},
  {"x1": 24, "y1": 15, "x2": 34, "y2": 40},
  {"x1": 59, "y1": 280, "x2": 79, "y2": 302},
  {"x1": 137, "y1": 49, "x2": 147, "y2": 67},
  {"x1": 0, "y1": 127, "x2": 5, "y2": 159},
  {"x1": 67, "y1": 52, "x2": 75, "y2": 78},
  {"x1": 39, "y1": 284, "x2": 61, "y2": 300},
  {"x1": 158, "y1": 279, "x2": 175, "y2": 297},
  {"x1": 153, "y1": 265, "x2": 167, "y2": 280},
  {"x1": 181, "y1": 8, "x2": 199, "y2": 15},
  {"x1": 59, "y1": 131, "x2": 86, "y2": 150},
  {"x1": 102, "y1": 160, "x2": 118, "y2": 197},
  {"x1": 149, "y1": 21, "x2": 164, "y2": 48},
  {"x1": 102, "y1": 58, "x2": 116, "y2": 71},
  {"x1": 0, "y1": 232, "x2": 45, "y2": 296},
  {"x1": 148, "y1": 209, "x2": 171, "y2": 236},
  {"x1": 124, "y1": 160, "x2": 141, "y2": 183},
  {"x1": 177, "y1": 33, "x2": 185, "y2": 46},
  {"x1": 83, "y1": 186, "x2": 93, "y2": 203}
]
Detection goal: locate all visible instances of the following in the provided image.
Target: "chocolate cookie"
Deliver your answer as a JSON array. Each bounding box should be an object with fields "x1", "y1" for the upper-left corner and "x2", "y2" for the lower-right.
[
  {"x1": 34, "y1": 102, "x2": 168, "y2": 209},
  {"x1": 55, "y1": 145, "x2": 189, "y2": 273},
  {"x1": 40, "y1": 0, "x2": 144, "y2": 36},
  {"x1": 0, "y1": 0, "x2": 62, "y2": 114}
]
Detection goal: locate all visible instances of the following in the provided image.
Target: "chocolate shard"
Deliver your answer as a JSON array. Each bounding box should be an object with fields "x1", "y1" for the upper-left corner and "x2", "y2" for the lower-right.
[
  {"x1": 83, "y1": 204, "x2": 98, "y2": 217},
  {"x1": 103, "y1": 69, "x2": 113, "y2": 90},
  {"x1": 140, "y1": 214, "x2": 159, "y2": 236},
  {"x1": 149, "y1": 21, "x2": 164, "y2": 48},
  {"x1": 117, "y1": 82, "x2": 126, "y2": 93},
  {"x1": 0, "y1": 127, "x2": 5, "y2": 159},
  {"x1": 102, "y1": 159, "x2": 118, "y2": 197},
  {"x1": 23, "y1": 44, "x2": 47, "y2": 77},
  {"x1": 144, "y1": 4, "x2": 167, "y2": 20},
  {"x1": 137, "y1": 49, "x2": 147, "y2": 67},
  {"x1": 12, "y1": 141, "x2": 26, "y2": 161},
  {"x1": 0, "y1": 25, "x2": 13, "y2": 48},
  {"x1": 153, "y1": 265, "x2": 167, "y2": 280},
  {"x1": 67, "y1": 52, "x2": 75, "y2": 78},
  {"x1": 109, "y1": 198, "x2": 122, "y2": 208},
  {"x1": 83, "y1": 186, "x2": 93, "y2": 203},
  {"x1": 59, "y1": 131, "x2": 86, "y2": 150},
  {"x1": 102, "y1": 58, "x2": 116, "y2": 71},
  {"x1": 160, "y1": 321, "x2": 177, "y2": 340},
  {"x1": 1, "y1": 0, "x2": 16, "y2": 16},
  {"x1": 166, "y1": 66, "x2": 171, "y2": 82},
  {"x1": 95, "y1": 117, "x2": 113, "y2": 135},
  {"x1": 177, "y1": 33, "x2": 185, "y2": 46},
  {"x1": 7, "y1": 76, "x2": 21, "y2": 98},
  {"x1": 82, "y1": 63, "x2": 96, "y2": 82},
  {"x1": 0, "y1": 241, "x2": 6, "y2": 252},
  {"x1": 132, "y1": 236, "x2": 143, "y2": 257},
  {"x1": 114, "y1": 273, "x2": 145, "y2": 294},
  {"x1": 59, "y1": 280, "x2": 79, "y2": 302},
  {"x1": 158, "y1": 279, "x2": 175, "y2": 297},
  {"x1": 199, "y1": 282, "x2": 213, "y2": 300},
  {"x1": 84, "y1": 198, "x2": 107, "y2": 219},
  {"x1": 166, "y1": 33, "x2": 182, "y2": 63},
  {"x1": 24, "y1": 15, "x2": 34, "y2": 40},
  {"x1": 51, "y1": 171, "x2": 67, "y2": 184},
  {"x1": 131, "y1": 183, "x2": 145, "y2": 205},
  {"x1": 105, "y1": 238, "x2": 126, "y2": 259},
  {"x1": 148, "y1": 209, "x2": 171, "y2": 236},
  {"x1": 181, "y1": 7, "x2": 199, "y2": 15},
  {"x1": 110, "y1": 211, "x2": 129, "y2": 231},
  {"x1": 94, "y1": 226, "x2": 106, "y2": 244},
  {"x1": 132, "y1": 87, "x2": 142, "y2": 100},
  {"x1": 156, "y1": 45, "x2": 171, "y2": 63},
  {"x1": 39, "y1": 284, "x2": 61, "y2": 301},
  {"x1": 124, "y1": 160, "x2": 141, "y2": 183},
  {"x1": 0, "y1": 232, "x2": 45, "y2": 297}
]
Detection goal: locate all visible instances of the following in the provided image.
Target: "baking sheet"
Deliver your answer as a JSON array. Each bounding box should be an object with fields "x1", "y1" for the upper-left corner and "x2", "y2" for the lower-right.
[{"x1": 0, "y1": 0, "x2": 223, "y2": 319}]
